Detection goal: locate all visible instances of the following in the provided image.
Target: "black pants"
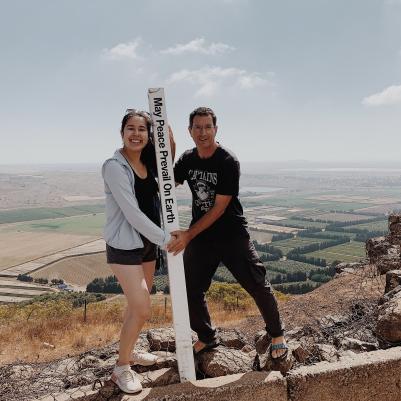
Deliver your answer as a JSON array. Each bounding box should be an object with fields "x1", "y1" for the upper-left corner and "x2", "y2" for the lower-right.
[{"x1": 183, "y1": 235, "x2": 284, "y2": 344}]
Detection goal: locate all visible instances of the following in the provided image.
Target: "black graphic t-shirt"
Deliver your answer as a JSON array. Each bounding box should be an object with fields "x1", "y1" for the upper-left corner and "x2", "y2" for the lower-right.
[{"x1": 174, "y1": 145, "x2": 249, "y2": 240}]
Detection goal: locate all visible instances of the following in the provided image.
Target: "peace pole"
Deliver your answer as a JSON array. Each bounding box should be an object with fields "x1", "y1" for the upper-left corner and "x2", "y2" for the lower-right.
[{"x1": 148, "y1": 88, "x2": 196, "y2": 382}]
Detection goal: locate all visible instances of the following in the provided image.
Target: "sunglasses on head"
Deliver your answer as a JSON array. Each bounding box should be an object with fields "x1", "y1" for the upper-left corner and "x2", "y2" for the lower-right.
[{"x1": 125, "y1": 108, "x2": 151, "y2": 118}]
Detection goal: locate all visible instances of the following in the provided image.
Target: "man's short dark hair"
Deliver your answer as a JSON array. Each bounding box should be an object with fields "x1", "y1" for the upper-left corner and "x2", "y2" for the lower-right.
[{"x1": 189, "y1": 107, "x2": 217, "y2": 128}]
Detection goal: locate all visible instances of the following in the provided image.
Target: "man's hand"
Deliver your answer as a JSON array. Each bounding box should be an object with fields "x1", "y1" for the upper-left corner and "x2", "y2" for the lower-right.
[{"x1": 167, "y1": 230, "x2": 192, "y2": 255}]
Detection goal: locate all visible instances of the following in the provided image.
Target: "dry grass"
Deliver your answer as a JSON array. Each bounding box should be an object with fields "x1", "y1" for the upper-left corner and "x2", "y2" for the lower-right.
[
  {"x1": 30, "y1": 253, "x2": 111, "y2": 287},
  {"x1": 0, "y1": 289, "x2": 287, "y2": 365},
  {"x1": 0, "y1": 231, "x2": 97, "y2": 270}
]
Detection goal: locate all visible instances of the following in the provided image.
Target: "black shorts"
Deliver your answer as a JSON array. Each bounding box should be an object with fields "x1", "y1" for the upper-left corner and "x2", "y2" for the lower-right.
[{"x1": 106, "y1": 237, "x2": 157, "y2": 265}]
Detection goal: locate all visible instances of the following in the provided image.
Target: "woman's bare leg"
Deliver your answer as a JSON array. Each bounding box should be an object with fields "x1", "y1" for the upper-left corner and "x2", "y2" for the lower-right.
[
  {"x1": 128, "y1": 260, "x2": 156, "y2": 356},
  {"x1": 110, "y1": 263, "x2": 151, "y2": 366},
  {"x1": 142, "y1": 260, "x2": 156, "y2": 292}
]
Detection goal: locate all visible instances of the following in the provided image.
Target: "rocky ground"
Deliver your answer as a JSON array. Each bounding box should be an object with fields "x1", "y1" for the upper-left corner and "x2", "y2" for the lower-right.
[{"x1": 1, "y1": 214, "x2": 400, "y2": 401}]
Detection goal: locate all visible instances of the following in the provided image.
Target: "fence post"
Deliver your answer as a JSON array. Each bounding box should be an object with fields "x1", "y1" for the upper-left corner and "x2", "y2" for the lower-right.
[{"x1": 84, "y1": 299, "x2": 87, "y2": 323}]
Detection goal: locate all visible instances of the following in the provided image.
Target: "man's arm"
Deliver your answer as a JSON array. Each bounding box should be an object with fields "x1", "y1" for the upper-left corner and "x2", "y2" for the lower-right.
[{"x1": 167, "y1": 194, "x2": 232, "y2": 255}]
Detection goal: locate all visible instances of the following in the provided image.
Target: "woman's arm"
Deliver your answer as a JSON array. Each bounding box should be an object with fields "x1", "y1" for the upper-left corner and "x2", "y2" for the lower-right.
[{"x1": 103, "y1": 160, "x2": 171, "y2": 246}]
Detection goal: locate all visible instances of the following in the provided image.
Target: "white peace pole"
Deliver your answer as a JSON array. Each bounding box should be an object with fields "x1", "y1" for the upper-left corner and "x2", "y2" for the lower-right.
[{"x1": 148, "y1": 88, "x2": 196, "y2": 382}]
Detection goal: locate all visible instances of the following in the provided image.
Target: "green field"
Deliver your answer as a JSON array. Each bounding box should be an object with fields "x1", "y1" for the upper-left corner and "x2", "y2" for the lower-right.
[
  {"x1": 256, "y1": 196, "x2": 373, "y2": 212},
  {"x1": 305, "y1": 241, "x2": 366, "y2": 264},
  {"x1": 265, "y1": 259, "x2": 322, "y2": 274},
  {"x1": 154, "y1": 266, "x2": 237, "y2": 292},
  {"x1": 274, "y1": 280, "x2": 321, "y2": 289},
  {"x1": 322, "y1": 230, "x2": 357, "y2": 239},
  {"x1": 0, "y1": 214, "x2": 105, "y2": 236},
  {"x1": 270, "y1": 237, "x2": 336, "y2": 255},
  {"x1": 282, "y1": 218, "x2": 327, "y2": 229},
  {"x1": 0, "y1": 204, "x2": 105, "y2": 224},
  {"x1": 344, "y1": 219, "x2": 389, "y2": 232}
]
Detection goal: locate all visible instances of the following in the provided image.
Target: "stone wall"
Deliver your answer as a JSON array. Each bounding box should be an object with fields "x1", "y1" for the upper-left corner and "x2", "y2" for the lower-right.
[{"x1": 41, "y1": 346, "x2": 401, "y2": 401}]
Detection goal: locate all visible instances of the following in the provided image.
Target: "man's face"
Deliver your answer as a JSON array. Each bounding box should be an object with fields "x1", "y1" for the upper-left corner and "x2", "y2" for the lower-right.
[{"x1": 189, "y1": 115, "x2": 217, "y2": 151}]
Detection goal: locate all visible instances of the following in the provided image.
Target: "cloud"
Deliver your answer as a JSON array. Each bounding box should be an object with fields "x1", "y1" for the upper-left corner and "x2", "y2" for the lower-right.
[
  {"x1": 362, "y1": 84, "x2": 401, "y2": 106},
  {"x1": 166, "y1": 66, "x2": 273, "y2": 97},
  {"x1": 161, "y1": 38, "x2": 235, "y2": 56},
  {"x1": 102, "y1": 39, "x2": 142, "y2": 61}
]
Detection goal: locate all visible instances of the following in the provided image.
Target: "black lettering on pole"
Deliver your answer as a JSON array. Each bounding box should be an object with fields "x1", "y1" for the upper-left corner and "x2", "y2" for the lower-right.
[
  {"x1": 164, "y1": 182, "x2": 172, "y2": 196},
  {"x1": 165, "y1": 198, "x2": 175, "y2": 223},
  {"x1": 151, "y1": 94, "x2": 177, "y2": 226}
]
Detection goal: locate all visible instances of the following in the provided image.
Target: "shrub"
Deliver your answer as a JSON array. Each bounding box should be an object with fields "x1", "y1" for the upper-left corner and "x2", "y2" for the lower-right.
[
  {"x1": 34, "y1": 278, "x2": 48, "y2": 285},
  {"x1": 207, "y1": 282, "x2": 252, "y2": 310},
  {"x1": 17, "y1": 274, "x2": 33, "y2": 282}
]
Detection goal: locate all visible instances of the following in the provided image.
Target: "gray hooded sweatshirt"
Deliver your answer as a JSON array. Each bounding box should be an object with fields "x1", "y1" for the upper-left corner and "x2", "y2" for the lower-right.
[{"x1": 102, "y1": 149, "x2": 170, "y2": 250}]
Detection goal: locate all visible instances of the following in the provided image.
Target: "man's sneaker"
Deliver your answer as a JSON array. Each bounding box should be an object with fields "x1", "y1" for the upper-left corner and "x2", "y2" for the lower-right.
[
  {"x1": 111, "y1": 364, "x2": 142, "y2": 394},
  {"x1": 131, "y1": 351, "x2": 159, "y2": 366}
]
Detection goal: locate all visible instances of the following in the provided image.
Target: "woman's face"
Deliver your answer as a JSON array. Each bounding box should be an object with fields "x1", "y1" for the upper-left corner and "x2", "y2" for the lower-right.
[{"x1": 121, "y1": 115, "x2": 149, "y2": 153}]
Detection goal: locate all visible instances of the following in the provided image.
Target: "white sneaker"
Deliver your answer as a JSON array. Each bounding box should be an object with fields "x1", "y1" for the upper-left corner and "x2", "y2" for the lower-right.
[
  {"x1": 112, "y1": 364, "x2": 142, "y2": 394},
  {"x1": 131, "y1": 351, "x2": 159, "y2": 366}
]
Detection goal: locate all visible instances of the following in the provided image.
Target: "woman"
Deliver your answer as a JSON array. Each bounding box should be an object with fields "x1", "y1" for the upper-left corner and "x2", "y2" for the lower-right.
[{"x1": 102, "y1": 109, "x2": 175, "y2": 394}]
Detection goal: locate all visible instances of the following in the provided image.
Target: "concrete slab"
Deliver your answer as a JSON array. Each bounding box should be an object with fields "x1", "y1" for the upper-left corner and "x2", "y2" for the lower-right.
[
  {"x1": 37, "y1": 371, "x2": 287, "y2": 401},
  {"x1": 287, "y1": 346, "x2": 401, "y2": 401}
]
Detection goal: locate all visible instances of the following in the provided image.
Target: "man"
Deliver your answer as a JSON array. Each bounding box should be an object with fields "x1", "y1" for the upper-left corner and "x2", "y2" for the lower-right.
[{"x1": 167, "y1": 107, "x2": 287, "y2": 359}]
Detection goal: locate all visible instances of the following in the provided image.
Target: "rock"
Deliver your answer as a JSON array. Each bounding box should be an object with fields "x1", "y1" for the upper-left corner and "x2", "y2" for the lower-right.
[
  {"x1": 247, "y1": 349, "x2": 257, "y2": 359},
  {"x1": 94, "y1": 342, "x2": 118, "y2": 360},
  {"x1": 385, "y1": 270, "x2": 401, "y2": 293},
  {"x1": 366, "y1": 237, "x2": 391, "y2": 263},
  {"x1": 376, "y1": 246, "x2": 401, "y2": 274},
  {"x1": 376, "y1": 291, "x2": 401, "y2": 343},
  {"x1": 197, "y1": 346, "x2": 253, "y2": 377},
  {"x1": 77, "y1": 355, "x2": 101, "y2": 370},
  {"x1": 254, "y1": 330, "x2": 267, "y2": 344},
  {"x1": 135, "y1": 332, "x2": 151, "y2": 352},
  {"x1": 288, "y1": 341, "x2": 308, "y2": 364},
  {"x1": 132, "y1": 351, "x2": 178, "y2": 373},
  {"x1": 339, "y1": 337, "x2": 379, "y2": 352},
  {"x1": 54, "y1": 358, "x2": 80, "y2": 375},
  {"x1": 147, "y1": 327, "x2": 176, "y2": 352},
  {"x1": 286, "y1": 326, "x2": 305, "y2": 340},
  {"x1": 63, "y1": 371, "x2": 97, "y2": 388},
  {"x1": 319, "y1": 314, "x2": 348, "y2": 333},
  {"x1": 8, "y1": 364, "x2": 34, "y2": 380},
  {"x1": 241, "y1": 344, "x2": 254, "y2": 353},
  {"x1": 376, "y1": 292, "x2": 401, "y2": 343},
  {"x1": 315, "y1": 344, "x2": 339, "y2": 363},
  {"x1": 152, "y1": 350, "x2": 176, "y2": 358},
  {"x1": 379, "y1": 285, "x2": 401, "y2": 305},
  {"x1": 254, "y1": 332, "x2": 294, "y2": 374},
  {"x1": 338, "y1": 349, "x2": 358, "y2": 361},
  {"x1": 389, "y1": 214, "x2": 401, "y2": 237},
  {"x1": 335, "y1": 262, "x2": 363, "y2": 275},
  {"x1": 139, "y1": 367, "x2": 180, "y2": 388},
  {"x1": 255, "y1": 331, "x2": 271, "y2": 354},
  {"x1": 218, "y1": 328, "x2": 247, "y2": 349},
  {"x1": 146, "y1": 328, "x2": 197, "y2": 352}
]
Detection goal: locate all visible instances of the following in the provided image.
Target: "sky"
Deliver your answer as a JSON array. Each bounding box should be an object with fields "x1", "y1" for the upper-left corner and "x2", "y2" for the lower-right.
[{"x1": 1, "y1": 0, "x2": 400, "y2": 164}]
